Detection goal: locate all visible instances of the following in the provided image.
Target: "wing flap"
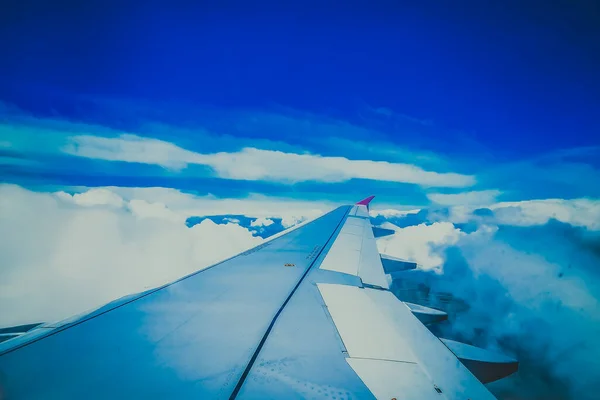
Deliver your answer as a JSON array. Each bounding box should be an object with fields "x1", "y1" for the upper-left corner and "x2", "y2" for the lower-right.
[
  {"x1": 319, "y1": 215, "x2": 389, "y2": 289},
  {"x1": 318, "y1": 283, "x2": 496, "y2": 400},
  {"x1": 317, "y1": 283, "x2": 418, "y2": 363},
  {"x1": 346, "y1": 358, "x2": 444, "y2": 400}
]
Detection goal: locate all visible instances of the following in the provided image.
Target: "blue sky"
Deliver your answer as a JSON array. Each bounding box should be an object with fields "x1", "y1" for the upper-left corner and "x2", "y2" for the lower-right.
[
  {"x1": 1, "y1": 1, "x2": 599, "y2": 206},
  {"x1": 1, "y1": 2, "x2": 600, "y2": 399}
]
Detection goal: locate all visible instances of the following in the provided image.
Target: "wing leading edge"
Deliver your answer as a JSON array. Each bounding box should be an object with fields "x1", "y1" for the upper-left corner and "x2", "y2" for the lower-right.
[{"x1": 0, "y1": 197, "x2": 517, "y2": 399}]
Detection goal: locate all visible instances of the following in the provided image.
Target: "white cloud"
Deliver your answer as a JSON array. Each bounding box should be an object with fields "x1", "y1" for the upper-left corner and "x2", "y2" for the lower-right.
[
  {"x1": 87, "y1": 186, "x2": 332, "y2": 225},
  {"x1": 250, "y1": 217, "x2": 274, "y2": 227},
  {"x1": 0, "y1": 184, "x2": 264, "y2": 327},
  {"x1": 427, "y1": 189, "x2": 502, "y2": 206},
  {"x1": 490, "y1": 198, "x2": 600, "y2": 229},
  {"x1": 203, "y1": 148, "x2": 474, "y2": 187},
  {"x1": 448, "y1": 225, "x2": 600, "y2": 399},
  {"x1": 127, "y1": 199, "x2": 184, "y2": 223},
  {"x1": 62, "y1": 134, "x2": 475, "y2": 187},
  {"x1": 370, "y1": 208, "x2": 421, "y2": 218},
  {"x1": 57, "y1": 187, "x2": 125, "y2": 208},
  {"x1": 458, "y1": 229, "x2": 598, "y2": 312},
  {"x1": 62, "y1": 134, "x2": 200, "y2": 170},
  {"x1": 375, "y1": 221, "x2": 465, "y2": 270},
  {"x1": 372, "y1": 205, "x2": 600, "y2": 399},
  {"x1": 281, "y1": 215, "x2": 307, "y2": 228},
  {"x1": 375, "y1": 196, "x2": 600, "y2": 230}
]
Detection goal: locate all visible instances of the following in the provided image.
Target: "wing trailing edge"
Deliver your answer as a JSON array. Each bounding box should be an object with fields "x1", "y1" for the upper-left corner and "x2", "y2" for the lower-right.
[
  {"x1": 372, "y1": 226, "x2": 395, "y2": 238},
  {"x1": 379, "y1": 253, "x2": 418, "y2": 273},
  {"x1": 404, "y1": 302, "x2": 448, "y2": 325},
  {"x1": 441, "y1": 338, "x2": 519, "y2": 383}
]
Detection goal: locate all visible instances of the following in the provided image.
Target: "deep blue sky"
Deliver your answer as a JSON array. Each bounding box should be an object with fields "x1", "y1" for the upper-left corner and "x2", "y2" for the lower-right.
[
  {"x1": 2, "y1": 1, "x2": 599, "y2": 151},
  {"x1": 1, "y1": 1, "x2": 599, "y2": 204}
]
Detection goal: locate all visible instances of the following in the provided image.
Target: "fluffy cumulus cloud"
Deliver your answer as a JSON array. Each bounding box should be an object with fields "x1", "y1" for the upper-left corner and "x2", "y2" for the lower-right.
[
  {"x1": 55, "y1": 187, "x2": 125, "y2": 208},
  {"x1": 62, "y1": 134, "x2": 475, "y2": 187},
  {"x1": 375, "y1": 221, "x2": 466, "y2": 270},
  {"x1": 250, "y1": 217, "x2": 274, "y2": 227},
  {"x1": 0, "y1": 184, "x2": 263, "y2": 326},
  {"x1": 92, "y1": 185, "x2": 333, "y2": 224},
  {"x1": 0, "y1": 184, "x2": 336, "y2": 328},
  {"x1": 446, "y1": 227, "x2": 599, "y2": 400}
]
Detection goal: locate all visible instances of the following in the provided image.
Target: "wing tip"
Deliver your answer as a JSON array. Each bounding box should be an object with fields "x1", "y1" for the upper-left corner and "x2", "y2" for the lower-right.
[{"x1": 356, "y1": 195, "x2": 375, "y2": 206}]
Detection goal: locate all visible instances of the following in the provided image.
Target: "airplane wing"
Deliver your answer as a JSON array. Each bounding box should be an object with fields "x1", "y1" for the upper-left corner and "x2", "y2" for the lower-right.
[{"x1": 0, "y1": 197, "x2": 517, "y2": 399}]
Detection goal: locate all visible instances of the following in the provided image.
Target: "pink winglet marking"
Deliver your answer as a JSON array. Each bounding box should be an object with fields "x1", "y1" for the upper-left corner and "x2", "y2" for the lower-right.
[{"x1": 356, "y1": 195, "x2": 375, "y2": 206}]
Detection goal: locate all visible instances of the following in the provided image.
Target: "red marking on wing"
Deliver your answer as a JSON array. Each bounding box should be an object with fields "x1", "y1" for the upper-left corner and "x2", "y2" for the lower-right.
[{"x1": 356, "y1": 195, "x2": 375, "y2": 206}]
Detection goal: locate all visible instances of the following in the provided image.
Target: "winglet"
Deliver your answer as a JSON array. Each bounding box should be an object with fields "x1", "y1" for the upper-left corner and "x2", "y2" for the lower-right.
[{"x1": 356, "y1": 195, "x2": 375, "y2": 206}]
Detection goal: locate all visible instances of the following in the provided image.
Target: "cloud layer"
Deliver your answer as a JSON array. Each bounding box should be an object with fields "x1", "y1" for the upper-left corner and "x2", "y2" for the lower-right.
[
  {"x1": 62, "y1": 134, "x2": 475, "y2": 187},
  {"x1": 378, "y1": 198, "x2": 600, "y2": 230},
  {"x1": 377, "y1": 209, "x2": 600, "y2": 400},
  {"x1": 2, "y1": 183, "x2": 599, "y2": 399},
  {"x1": 74, "y1": 186, "x2": 335, "y2": 226},
  {"x1": 0, "y1": 184, "x2": 263, "y2": 326},
  {"x1": 427, "y1": 189, "x2": 502, "y2": 206}
]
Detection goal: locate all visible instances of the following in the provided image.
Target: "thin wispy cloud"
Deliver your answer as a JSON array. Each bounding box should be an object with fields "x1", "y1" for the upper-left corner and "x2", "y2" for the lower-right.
[
  {"x1": 427, "y1": 189, "x2": 502, "y2": 206},
  {"x1": 62, "y1": 134, "x2": 476, "y2": 187}
]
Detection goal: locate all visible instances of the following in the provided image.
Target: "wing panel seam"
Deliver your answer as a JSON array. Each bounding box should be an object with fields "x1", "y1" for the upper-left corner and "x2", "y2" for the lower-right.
[{"x1": 228, "y1": 207, "x2": 350, "y2": 399}]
